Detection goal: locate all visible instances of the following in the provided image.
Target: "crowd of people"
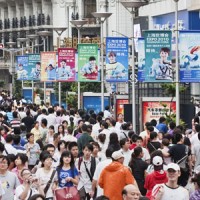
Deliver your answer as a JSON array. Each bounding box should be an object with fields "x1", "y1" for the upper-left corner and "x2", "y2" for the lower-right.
[{"x1": 0, "y1": 97, "x2": 199, "y2": 200}]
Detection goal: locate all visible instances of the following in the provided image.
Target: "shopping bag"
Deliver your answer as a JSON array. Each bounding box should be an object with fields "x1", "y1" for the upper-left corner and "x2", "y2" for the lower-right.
[{"x1": 54, "y1": 186, "x2": 80, "y2": 200}]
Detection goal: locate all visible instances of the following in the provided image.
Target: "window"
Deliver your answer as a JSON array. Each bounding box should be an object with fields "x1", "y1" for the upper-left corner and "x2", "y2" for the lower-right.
[{"x1": 84, "y1": 0, "x2": 96, "y2": 18}]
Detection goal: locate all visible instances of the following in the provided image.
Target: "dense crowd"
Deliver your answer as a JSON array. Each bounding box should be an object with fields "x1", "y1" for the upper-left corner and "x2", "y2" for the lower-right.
[{"x1": 0, "y1": 96, "x2": 199, "y2": 200}]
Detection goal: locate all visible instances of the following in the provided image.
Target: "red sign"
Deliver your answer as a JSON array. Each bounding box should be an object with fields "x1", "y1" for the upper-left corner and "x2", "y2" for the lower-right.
[
  {"x1": 116, "y1": 99, "x2": 129, "y2": 117},
  {"x1": 142, "y1": 101, "x2": 176, "y2": 124}
]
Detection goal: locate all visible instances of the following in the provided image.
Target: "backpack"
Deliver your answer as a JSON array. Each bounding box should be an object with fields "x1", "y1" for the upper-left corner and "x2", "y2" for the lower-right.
[{"x1": 78, "y1": 156, "x2": 96, "y2": 181}]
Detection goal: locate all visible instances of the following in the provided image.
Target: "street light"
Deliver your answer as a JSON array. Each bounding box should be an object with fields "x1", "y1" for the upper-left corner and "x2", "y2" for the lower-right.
[
  {"x1": 6, "y1": 41, "x2": 16, "y2": 97},
  {"x1": 120, "y1": 0, "x2": 148, "y2": 132},
  {"x1": 27, "y1": 34, "x2": 38, "y2": 53},
  {"x1": 38, "y1": 31, "x2": 52, "y2": 104},
  {"x1": 91, "y1": 12, "x2": 112, "y2": 112},
  {"x1": 70, "y1": 20, "x2": 88, "y2": 110},
  {"x1": 174, "y1": 0, "x2": 180, "y2": 125},
  {"x1": 53, "y1": 27, "x2": 68, "y2": 107}
]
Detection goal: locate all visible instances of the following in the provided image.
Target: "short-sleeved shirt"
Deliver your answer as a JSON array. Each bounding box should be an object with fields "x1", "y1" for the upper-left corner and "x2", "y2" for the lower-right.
[
  {"x1": 15, "y1": 185, "x2": 38, "y2": 200},
  {"x1": 57, "y1": 167, "x2": 78, "y2": 188}
]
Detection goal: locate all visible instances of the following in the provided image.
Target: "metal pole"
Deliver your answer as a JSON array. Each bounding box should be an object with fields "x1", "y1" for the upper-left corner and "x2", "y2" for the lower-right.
[
  {"x1": 58, "y1": 35, "x2": 61, "y2": 107},
  {"x1": 78, "y1": 28, "x2": 81, "y2": 110},
  {"x1": 11, "y1": 52, "x2": 15, "y2": 97},
  {"x1": 43, "y1": 37, "x2": 46, "y2": 104},
  {"x1": 101, "y1": 21, "x2": 104, "y2": 111},
  {"x1": 131, "y1": 13, "x2": 136, "y2": 132},
  {"x1": 175, "y1": 1, "x2": 180, "y2": 125},
  {"x1": 21, "y1": 43, "x2": 24, "y2": 94}
]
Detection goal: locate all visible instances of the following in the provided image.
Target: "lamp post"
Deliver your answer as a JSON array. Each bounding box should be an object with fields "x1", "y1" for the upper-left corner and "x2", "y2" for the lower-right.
[
  {"x1": 27, "y1": 34, "x2": 38, "y2": 53},
  {"x1": 70, "y1": 20, "x2": 88, "y2": 110},
  {"x1": 53, "y1": 27, "x2": 68, "y2": 107},
  {"x1": 6, "y1": 41, "x2": 16, "y2": 98},
  {"x1": 38, "y1": 31, "x2": 51, "y2": 104},
  {"x1": 120, "y1": 0, "x2": 147, "y2": 132},
  {"x1": 92, "y1": 12, "x2": 112, "y2": 112},
  {"x1": 173, "y1": 0, "x2": 180, "y2": 125}
]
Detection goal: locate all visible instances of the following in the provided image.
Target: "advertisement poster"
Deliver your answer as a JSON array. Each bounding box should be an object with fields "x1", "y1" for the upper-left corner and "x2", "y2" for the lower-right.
[
  {"x1": 105, "y1": 37, "x2": 129, "y2": 82},
  {"x1": 78, "y1": 44, "x2": 99, "y2": 82},
  {"x1": 116, "y1": 99, "x2": 129, "y2": 116},
  {"x1": 57, "y1": 48, "x2": 75, "y2": 82},
  {"x1": 28, "y1": 54, "x2": 41, "y2": 81},
  {"x1": 16, "y1": 56, "x2": 29, "y2": 80},
  {"x1": 144, "y1": 30, "x2": 172, "y2": 82},
  {"x1": 142, "y1": 101, "x2": 176, "y2": 123},
  {"x1": 138, "y1": 38, "x2": 145, "y2": 82},
  {"x1": 179, "y1": 31, "x2": 200, "y2": 82},
  {"x1": 41, "y1": 52, "x2": 57, "y2": 81}
]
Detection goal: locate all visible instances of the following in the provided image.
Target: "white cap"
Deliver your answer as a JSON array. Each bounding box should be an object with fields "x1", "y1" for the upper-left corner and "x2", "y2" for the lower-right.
[
  {"x1": 112, "y1": 150, "x2": 124, "y2": 160},
  {"x1": 152, "y1": 156, "x2": 163, "y2": 166},
  {"x1": 166, "y1": 163, "x2": 180, "y2": 171}
]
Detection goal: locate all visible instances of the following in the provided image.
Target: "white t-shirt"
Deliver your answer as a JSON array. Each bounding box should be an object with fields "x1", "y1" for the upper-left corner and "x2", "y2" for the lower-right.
[
  {"x1": 142, "y1": 147, "x2": 150, "y2": 162},
  {"x1": 122, "y1": 149, "x2": 133, "y2": 166},
  {"x1": 152, "y1": 183, "x2": 189, "y2": 200},
  {"x1": 35, "y1": 168, "x2": 57, "y2": 198},
  {"x1": 62, "y1": 135, "x2": 77, "y2": 142},
  {"x1": 93, "y1": 158, "x2": 112, "y2": 197},
  {"x1": 15, "y1": 185, "x2": 38, "y2": 200}
]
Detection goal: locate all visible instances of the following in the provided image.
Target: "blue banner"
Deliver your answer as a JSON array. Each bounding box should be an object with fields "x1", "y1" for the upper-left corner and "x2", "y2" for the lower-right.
[
  {"x1": 179, "y1": 31, "x2": 200, "y2": 82},
  {"x1": 138, "y1": 38, "x2": 145, "y2": 82},
  {"x1": 16, "y1": 56, "x2": 29, "y2": 80},
  {"x1": 29, "y1": 54, "x2": 41, "y2": 81},
  {"x1": 144, "y1": 30, "x2": 172, "y2": 82},
  {"x1": 105, "y1": 37, "x2": 129, "y2": 82}
]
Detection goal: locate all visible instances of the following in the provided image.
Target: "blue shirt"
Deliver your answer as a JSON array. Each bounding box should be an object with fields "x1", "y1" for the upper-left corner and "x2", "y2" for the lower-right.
[
  {"x1": 57, "y1": 167, "x2": 78, "y2": 188},
  {"x1": 156, "y1": 123, "x2": 168, "y2": 134}
]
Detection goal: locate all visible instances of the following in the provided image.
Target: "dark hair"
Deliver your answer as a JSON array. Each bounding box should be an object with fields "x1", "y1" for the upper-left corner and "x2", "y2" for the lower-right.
[
  {"x1": 159, "y1": 117, "x2": 166, "y2": 123},
  {"x1": 150, "y1": 132, "x2": 158, "y2": 140},
  {"x1": 129, "y1": 146, "x2": 143, "y2": 168},
  {"x1": 13, "y1": 135, "x2": 21, "y2": 145},
  {"x1": 49, "y1": 125, "x2": 54, "y2": 131},
  {"x1": 5, "y1": 134, "x2": 13, "y2": 143},
  {"x1": 12, "y1": 111, "x2": 18, "y2": 118},
  {"x1": 101, "y1": 121, "x2": 108, "y2": 129},
  {"x1": 191, "y1": 172, "x2": 200, "y2": 188},
  {"x1": 81, "y1": 124, "x2": 88, "y2": 132},
  {"x1": 67, "y1": 126, "x2": 73, "y2": 135},
  {"x1": 96, "y1": 115, "x2": 103, "y2": 123},
  {"x1": 53, "y1": 133, "x2": 60, "y2": 140},
  {"x1": 169, "y1": 121, "x2": 176, "y2": 130},
  {"x1": 0, "y1": 155, "x2": 10, "y2": 166},
  {"x1": 44, "y1": 144, "x2": 56, "y2": 151},
  {"x1": 131, "y1": 134, "x2": 139, "y2": 143},
  {"x1": 58, "y1": 140, "x2": 66, "y2": 151},
  {"x1": 150, "y1": 119, "x2": 157, "y2": 127},
  {"x1": 173, "y1": 133, "x2": 183, "y2": 144},
  {"x1": 160, "y1": 47, "x2": 170, "y2": 54},
  {"x1": 58, "y1": 125, "x2": 65, "y2": 137},
  {"x1": 92, "y1": 142, "x2": 100, "y2": 150},
  {"x1": 58, "y1": 150, "x2": 75, "y2": 169},
  {"x1": 105, "y1": 147, "x2": 114, "y2": 158},
  {"x1": 69, "y1": 117, "x2": 74, "y2": 128},
  {"x1": 29, "y1": 194, "x2": 45, "y2": 200},
  {"x1": 48, "y1": 107, "x2": 54, "y2": 114},
  {"x1": 21, "y1": 168, "x2": 31, "y2": 176},
  {"x1": 82, "y1": 143, "x2": 93, "y2": 151},
  {"x1": 109, "y1": 133, "x2": 119, "y2": 144},
  {"x1": 14, "y1": 127, "x2": 21, "y2": 135},
  {"x1": 41, "y1": 153, "x2": 53, "y2": 167},
  {"x1": 120, "y1": 138, "x2": 129, "y2": 148},
  {"x1": 89, "y1": 56, "x2": 96, "y2": 61},
  {"x1": 41, "y1": 118, "x2": 47, "y2": 127},
  {"x1": 147, "y1": 126, "x2": 154, "y2": 132},
  {"x1": 162, "y1": 138, "x2": 170, "y2": 146},
  {"x1": 98, "y1": 134, "x2": 106, "y2": 144},
  {"x1": 16, "y1": 153, "x2": 28, "y2": 165},
  {"x1": 95, "y1": 196, "x2": 110, "y2": 200},
  {"x1": 68, "y1": 142, "x2": 78, "y2": 151},
  {"x1": 128, "y1": 131, "x2": 135, "y2": 139}
]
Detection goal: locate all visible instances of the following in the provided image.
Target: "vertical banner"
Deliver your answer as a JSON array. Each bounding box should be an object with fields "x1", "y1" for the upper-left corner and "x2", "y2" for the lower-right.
[
  {"x1": 144, "y1": 30, "x2": 172, "y2": 82},
  {"x1": 41, "y1": 52, "x2": 57, "y2": 81},
  {"x1": 78, "y1": 44, "x2": 99, "y2": 82},
  {"x1": 57, "y1": 48, "x2": 75, "y2": 82},
  {"x1": 138, "y1": 38, "x2": 145, "y2": 82},
  {"x1": 28, "y1": 54, "x2": 41, "y2": 81},
  {"x1": 179, "y1": 31, "x2": 200, "y2": 82},
  {"x1": 16, "y1": 55, "x2": 29, "y2": 80},
  {"x1": 105, "y1": 37, "x2": 128, "y2": 82}
]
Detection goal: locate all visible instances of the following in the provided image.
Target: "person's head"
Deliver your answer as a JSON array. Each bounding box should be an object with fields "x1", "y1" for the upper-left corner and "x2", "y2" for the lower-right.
[
  {"x1": 131, "y1": 134, "x2": 139, "y2": 143},
  {"x1": 150, "y1": 119, "x2": 157, "y2": 127},
  {"x1": 135, "y1": 136, "x2": 143, "y2": 147},
  {"x1": 0, "y1": 155, "x2": 10, "y2": 171},
  {"x1": 82, "y1": 143, "x2": 93, "y2": 159},
  {"x1": 112, "y1": 150, "x2": 124, "y2": 164},
  {"x1": 117, "y1": 113, "x2": 124, "y2": 122},
  {"x1": 58, "y1": 140, "x2": 66, "y2": 152},
  {"x1": 195, "y1": 124, "x2": 200, "y2": 133},
  {"x1": 62, "y1": 120, "x2": 68, "y2": 128},
  {"x1": 60, "y1": 60, "x2": 66, "y2": 67},
  {"x1": 13, "y1": 134, "x2": 21, "y2": 145},
  {"x1": 44, "y1": 144, "x2": 56, "y2": 157},
  {"x1": 92, "y1": 142, "x2": 100, "y2": 155},
  {"x1": 152, "y1": 155, "x2": 164, "y2": 171},
  {"x1": 109, "y1": 133, "x2": 119, "y2": 144},
  {"x1": 101, "y1": 121, "x2": 109, "y2": 129},
  {"x1": 59, "y1": 150, "x2": 74, "y2": 168},
  {"x1": 105, "y1": 147, "x2": 114, "y2": 158},
  {"x1": 98, "y1": 134, "x2": 106, "y2": 144},
  {"x1": 81, "y1": 124, "x2": 88, "y2": 132},
  {"x1": 35, "y1": 62, "x2": 41, "y2": 70},
  {"x1": 108, "y1": 51, "x2": 116, "y2": 63},
  {"x1": 122, "y1": 184, "x2": 141, "y2": 200},
  {"x1": 150, "y1": 131, "x2": 158, "y2": 141},
  {"x1": 41, "y1": 118, "x2": 47, "y2": 128},
  {"x1": 89, "y1": 56, "x2": 96, "y2": 66},
  {"x1": 68, "y1": 142, "x2": 79, "y2": 158},
  {"x1": 162, "y1": 138, "x2": 170, "y2": 147},
  {"x1": 191, "y1": 172, "x2": 200, "y2": 190},
  {"x1": 159, "y1": 116, "x2": 166, "y2": 124},
  {"x1": 21, "y1": 168, "x2": 33, "y2": 184},
  {"x1": 96, "y1": 196, "x2": 110, "y2": 200},
  {"x1": 5, "y1": 134, "x2": 13, "y2": 144},
  {"x1": 58, "y1": 125, "x2": 64, "y2": 134},
  {"x1": 120, "y1": 138, "x2": 130, "y2": 151},
  {"x1": 169, "y1": 121, "x2": 176, "y2": 130},
  {"x1": 173, "y1": 133, "x2": 183, "y2": 144},
  {"x1": 53, "y1": 133, "x2": 61, "y2": 144},
  {"x1": 41, "y1": 153, "x2": 53, "y2": 168},
  {"x1": 166, "y1": 163, "x2": 181, "y2": 182},
  {"x1": 34, "y1": 121, "x2": 39, "y2": 129},
  {"x1": 160, "y1": 47, "x2": 170, "y2": 61},
  {"x1": 26, "y1": 133, "x2": 34, "y2": 143},
  {"x1": 15, "y1": 153, "x2": 28, "y2": 167},
  {"x1": 67, "y1": 126, "x2": 73, "y2": 135},
  {"x1": 150, "y1": 150, "x2": 164, "y2": 170}
]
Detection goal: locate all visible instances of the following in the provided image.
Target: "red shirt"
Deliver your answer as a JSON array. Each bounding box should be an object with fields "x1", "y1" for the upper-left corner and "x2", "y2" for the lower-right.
[{"x1": 129, "y1": 143, "x2": 137, "y2": 150}]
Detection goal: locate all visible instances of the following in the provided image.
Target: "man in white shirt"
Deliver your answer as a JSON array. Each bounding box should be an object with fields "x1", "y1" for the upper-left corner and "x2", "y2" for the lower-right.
[
  {"x1": 3, "y1": 135, "x2": 17, "y2": 156},
  {"x1": 92, "y1": 116, "x2": 102, "y2": 140},
  {"x1": 152, "y1": 163, "x2": 189, "y2": 200},
  {"x1": 36, "y1": 109, "x2": 47, "y2": 126},
  {"x1": 104, "y1": 106, "x2": 112, "y2": 119},
  {"x1": 45, "y1": 107, "x2": 56, "y2": 128},
  {"x1": 91, "y1": 148, "x2": 113, "y2": 197},
  {"x1": 115, "y1": 113, "x2": 126, "y2": 131},
  {"x1": 120, "y1": 138, "x2": 132, "y2": 166},
  {"x1": 190, "y1": 124, "x2": 200, "y2": 147}
]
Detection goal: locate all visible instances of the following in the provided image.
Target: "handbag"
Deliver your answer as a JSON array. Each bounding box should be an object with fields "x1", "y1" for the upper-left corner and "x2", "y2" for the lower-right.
[{"x1": 54, "y1": 186, "x2": 80, "y2": 200}]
